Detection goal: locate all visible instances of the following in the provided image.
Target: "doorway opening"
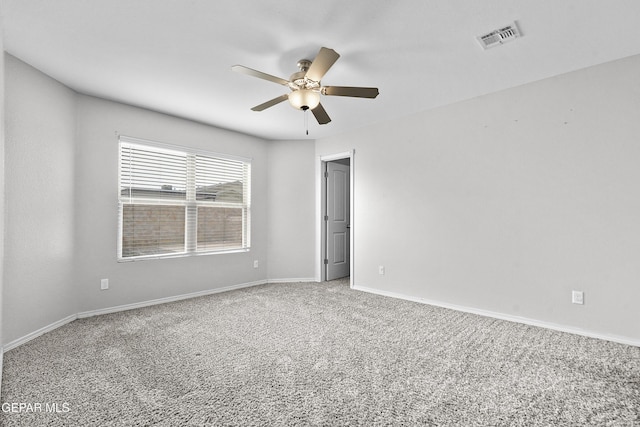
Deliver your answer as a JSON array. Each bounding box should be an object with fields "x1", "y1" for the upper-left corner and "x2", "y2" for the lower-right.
[{"x1": 317, "y1": 151, "x2": 354, "y2": 286}]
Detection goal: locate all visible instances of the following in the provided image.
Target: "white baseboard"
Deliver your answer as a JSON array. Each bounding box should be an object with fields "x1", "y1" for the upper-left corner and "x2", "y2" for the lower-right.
[
  {"x1": 267, "y1": 277, "x2": 317, "y2": 284},
  {"x1": 4, "y1": 280, "x2": 269, "y2": 353},
  {"x1": 78, "y1": 279, "x2": 268, "y2": 318},
  {"x1": 5, "y1": 278, "x2": 320, "y2": 353},
  {"x1": 4, "y1": 278, "x2": 326, "y2": 352},
  {"x1": 13, "y1": 280, "x2": 627, "y2": 355},
  {"x1": 353, "y1": 285, "x2": 640, "y2": 348},
  {"x1": 3, "y1": 314, "x2": 78, "y2": 353}
]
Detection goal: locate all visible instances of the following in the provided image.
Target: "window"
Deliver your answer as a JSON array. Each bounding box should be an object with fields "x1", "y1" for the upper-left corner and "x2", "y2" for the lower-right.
[{"x1": 118, "y1": 136, "x2": 251, "y2": 261}]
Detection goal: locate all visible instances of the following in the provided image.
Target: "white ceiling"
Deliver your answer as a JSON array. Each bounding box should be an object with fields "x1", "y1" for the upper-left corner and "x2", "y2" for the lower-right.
[{"x1": 4, "y1": 0, "x2": 640, "y2": 141}]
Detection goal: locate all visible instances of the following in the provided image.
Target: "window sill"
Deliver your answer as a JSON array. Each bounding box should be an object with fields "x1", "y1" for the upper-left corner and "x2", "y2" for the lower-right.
[{"x1": 117, "y1": 248, "x2": 250, "y2": 263}]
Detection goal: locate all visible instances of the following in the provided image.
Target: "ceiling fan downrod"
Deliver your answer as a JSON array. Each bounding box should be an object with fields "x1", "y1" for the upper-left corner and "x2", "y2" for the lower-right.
[{"x1": 297, "y1": 59, "x2": 312, "y2": 72}]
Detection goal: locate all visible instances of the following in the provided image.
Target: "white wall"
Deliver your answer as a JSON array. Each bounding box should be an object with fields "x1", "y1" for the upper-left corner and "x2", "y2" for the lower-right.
[
  {"x1": 74, "y1": 95, "x2": 269, "y2": 313},
  {"x1": 266, "y1": 139, "x2": 316, "y2": 281},
  {"x1": 316, "y1": 54, "x2": 640, "y2": 342},
  {"x1": 3, "y1": 55, "x2": 78, "y2": 344}
]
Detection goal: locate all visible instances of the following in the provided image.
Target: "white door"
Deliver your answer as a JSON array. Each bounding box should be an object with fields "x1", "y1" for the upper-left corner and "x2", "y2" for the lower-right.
[{"x1": 326, "y1": 161, "x2": 350, "y2": 280}]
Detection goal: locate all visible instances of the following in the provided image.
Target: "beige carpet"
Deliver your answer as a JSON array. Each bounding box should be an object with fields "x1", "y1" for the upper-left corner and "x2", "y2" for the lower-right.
[{"x1": 1, "y1": 279, "x2": 639, "y2": 426}]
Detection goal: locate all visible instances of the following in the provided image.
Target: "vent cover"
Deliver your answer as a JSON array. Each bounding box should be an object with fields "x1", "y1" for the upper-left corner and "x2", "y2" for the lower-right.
[{"x1": 477, "y1": 22, "x2": 521, "y2": 49}]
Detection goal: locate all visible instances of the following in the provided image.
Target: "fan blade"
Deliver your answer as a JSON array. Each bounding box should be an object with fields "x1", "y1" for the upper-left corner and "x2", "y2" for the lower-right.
[
  {"x1": 232, "y1": 65, "x2": 289, "y2": 86},
  {"x1": 305, "y1": 47, "x2": 340, "y2": 82},
  {"x1": 322, "y1": 86, "x2": 379, "y2": 98},
  {"x1": 251, "y1": 94, "x2": 289, "y2": 111},
  {"x1": 311, "y1": 103, "x2": 331, "y2": 125}
]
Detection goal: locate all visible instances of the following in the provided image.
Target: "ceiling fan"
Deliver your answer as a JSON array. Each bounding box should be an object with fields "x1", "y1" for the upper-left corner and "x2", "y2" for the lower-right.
[{"x1": 232, "y1": 47, "x2": 379, "y2": 125}]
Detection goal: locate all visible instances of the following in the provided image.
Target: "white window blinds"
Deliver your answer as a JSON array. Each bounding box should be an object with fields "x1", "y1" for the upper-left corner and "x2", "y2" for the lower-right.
[{"x1": 118, "y1": 136, "x2": 251, "y2": 260}]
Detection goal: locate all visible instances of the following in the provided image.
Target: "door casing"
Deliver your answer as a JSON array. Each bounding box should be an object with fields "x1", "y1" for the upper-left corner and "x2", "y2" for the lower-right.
[{"x1": 316, "y1": 150, "x2": 354, "y2": 286}]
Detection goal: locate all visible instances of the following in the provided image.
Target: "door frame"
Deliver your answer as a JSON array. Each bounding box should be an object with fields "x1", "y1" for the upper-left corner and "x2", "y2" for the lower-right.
[{"x1": 316, "y1": 150, "x2": 354, "y2": 287}]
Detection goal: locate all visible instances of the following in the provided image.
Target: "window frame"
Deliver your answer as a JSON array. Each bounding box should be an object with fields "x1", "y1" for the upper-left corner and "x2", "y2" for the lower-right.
[{"x1": 117, "y1": 135, "x2": 251, "y2": 262}]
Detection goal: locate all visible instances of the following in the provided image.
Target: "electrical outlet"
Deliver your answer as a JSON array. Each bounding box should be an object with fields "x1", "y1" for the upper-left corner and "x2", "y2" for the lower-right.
[
  {"x1": 572, "y1": 290, "x2": 584, "y2": 305},
  {"x1": 101, "y1": 278, "x2": 109, "y2": 290},
  {"x1": 253, "y1": 260, "x2": 259, "y2": 268},
  {"x1": 378, "y1": 265, "x2": 385, "y2": 275}
]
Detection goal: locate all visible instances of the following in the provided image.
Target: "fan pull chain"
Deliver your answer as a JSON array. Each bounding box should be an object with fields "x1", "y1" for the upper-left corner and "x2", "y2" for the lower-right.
[{"x1": 304, "y1": 108, "x2": 309, "y2": 135}]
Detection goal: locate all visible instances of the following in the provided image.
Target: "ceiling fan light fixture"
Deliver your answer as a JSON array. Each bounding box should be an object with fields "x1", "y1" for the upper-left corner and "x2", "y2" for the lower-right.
[{"x1": 289, "y1": 89, "x2": 320, "y2": 110}]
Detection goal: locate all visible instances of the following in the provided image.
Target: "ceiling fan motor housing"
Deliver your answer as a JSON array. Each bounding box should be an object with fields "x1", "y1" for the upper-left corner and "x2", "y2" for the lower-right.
[{"x1": 288, "y1": 70, "x2": 321, "y2": 90}]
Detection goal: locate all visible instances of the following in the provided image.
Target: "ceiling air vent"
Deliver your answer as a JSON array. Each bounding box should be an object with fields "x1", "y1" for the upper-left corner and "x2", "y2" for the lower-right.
[{"x1": 477, "y1": 22, "x2": 521, "y2": 50}]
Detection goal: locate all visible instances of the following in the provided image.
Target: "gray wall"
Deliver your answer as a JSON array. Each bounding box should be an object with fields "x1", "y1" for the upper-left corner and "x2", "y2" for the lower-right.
[
  {"x1": 2, "y1": 54, "x2": 271, "y2": 346},
  {"x1": 3, "y1": 55, "x2": 78, "y2": 344},
  {"x1": 74, "y1": 94, "x2": 269, "y2": 312},
  {"x1": 316, "y1": 54, "x2": 640, "y2": 342},
  {"x1": 266, "y1": 139, "x2": 316, "y2": 281}
]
